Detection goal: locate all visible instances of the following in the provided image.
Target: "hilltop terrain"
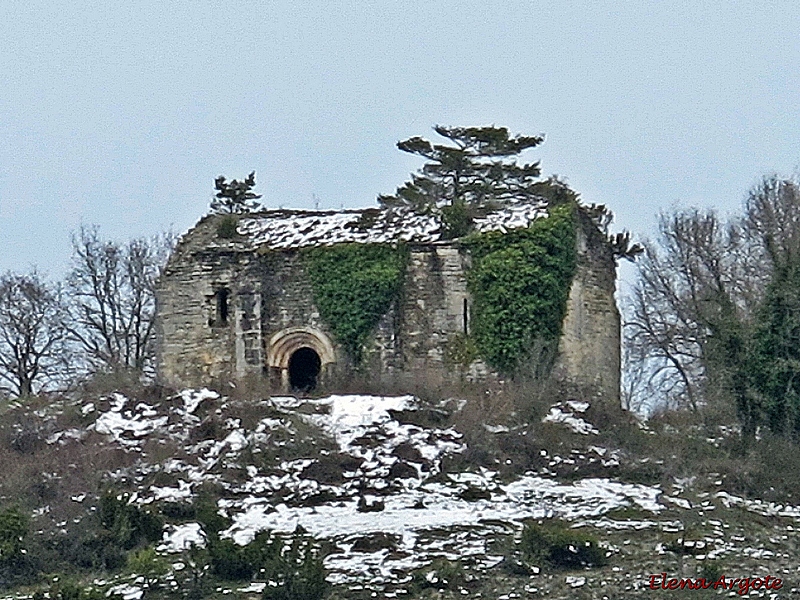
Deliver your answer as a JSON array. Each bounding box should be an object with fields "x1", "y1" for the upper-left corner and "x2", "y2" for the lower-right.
[{"x1": 0, "y1": 383, "x2": 796, "y2": 599}]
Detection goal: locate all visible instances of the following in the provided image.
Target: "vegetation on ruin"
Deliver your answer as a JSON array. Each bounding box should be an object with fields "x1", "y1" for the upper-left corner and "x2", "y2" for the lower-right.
[
  {"x1": 210, "y1": 171, "x2": 262, "y2": 214},
  {"x1": 378, "y1": 125, "x2": 546, "y2": 239},
  {"x1": 463, "y1": 203, "x2": 577, "y2": 375},
  {"x1": 215, "y1": 214, "x2": 239, "y2": 238},
  {"x1": 303, "y1": 243, "x2": 408, "y2": 363}
]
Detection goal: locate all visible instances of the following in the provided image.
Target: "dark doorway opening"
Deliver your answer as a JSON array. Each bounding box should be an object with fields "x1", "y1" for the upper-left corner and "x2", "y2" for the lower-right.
[{"x1": 288, "y1": 347, "x2": 321, "y2": 392}]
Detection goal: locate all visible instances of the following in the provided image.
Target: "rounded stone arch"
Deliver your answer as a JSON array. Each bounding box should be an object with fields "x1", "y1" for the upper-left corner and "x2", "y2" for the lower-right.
[{"x1": 266, "y1": 327, "x2": 336, "y2": 391}]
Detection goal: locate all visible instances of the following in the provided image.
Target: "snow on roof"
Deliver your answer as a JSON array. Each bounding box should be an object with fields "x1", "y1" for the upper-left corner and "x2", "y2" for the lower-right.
[{"x1": 235, "y1": 200, "x2": 549, "y2": 249}]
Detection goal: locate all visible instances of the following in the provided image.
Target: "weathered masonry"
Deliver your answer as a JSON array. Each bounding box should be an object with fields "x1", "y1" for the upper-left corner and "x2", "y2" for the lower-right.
[{"x1": 155, "y1": 201, "x2": 620, "y2": 403}]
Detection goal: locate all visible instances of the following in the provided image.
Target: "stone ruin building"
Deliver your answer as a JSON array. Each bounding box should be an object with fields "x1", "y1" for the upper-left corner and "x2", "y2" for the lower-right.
[{"x1": 155, "y1": 200, "x2": 620, "y2": 403}]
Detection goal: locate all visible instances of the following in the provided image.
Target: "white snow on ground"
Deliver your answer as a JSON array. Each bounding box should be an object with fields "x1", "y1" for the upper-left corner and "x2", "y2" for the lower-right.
[
  {"x1": 159, "y1": 523, "x2": 207, "y2": 553},
  {"x1": 106, "y1": 583, "x2": 144, "y2": 600},
  {"x1": 220, "y1": 473, "x2": 663, "y2": 544},
  {"x1": 150, "y1": 480, "x2": 193, "y2": 502},
  {"x1": 298, "y1": 394, "x2": 465, "y2": 467},
  {"x1": 76, "y1": 389, "x2": 800, "y2": 586},
  {"x1": 180, "y1": 388, "x2": 219, "y2": 415},
  {"x1": 566, "y1": 400, "x2": 590, "y2": 413},
  {"x1": 543, "y1": 402, "x2": 599, "y2": 435},
  {"x1": 301, "y1": 394, "x2": 416, "y2": 447},
  {"x1": 715, "y1": 490, "x2": 800, "y2": 519},
  {"x1": 81, "y1": 391, "x2": 670, "y2": 583},
  {"x1": 91, "y1": 394, "x2": 168, "y2": 446}
]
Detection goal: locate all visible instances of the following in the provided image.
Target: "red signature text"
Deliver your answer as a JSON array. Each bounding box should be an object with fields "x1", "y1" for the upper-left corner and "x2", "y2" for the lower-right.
[{"x1": 648, "y1": 572, "x2": 783, "y2": 595}]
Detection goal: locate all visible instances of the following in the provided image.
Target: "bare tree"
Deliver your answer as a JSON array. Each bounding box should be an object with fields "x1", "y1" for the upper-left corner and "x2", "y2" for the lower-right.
[
  {"x1": 745, "y1": 175, "x2": 800, "y2": 273},
  {"x1": 624, "y1": 209, "x2": 752, "y2": 413},
  {"x1": 625, "y1": 175, "x2": 800, "y2": 427},
  {"x1": 0, "y1": 271, "x2": 69, "y2": 396},
  {"x1": 65, "y1": 227, "x2": 174, "y2": 375}
]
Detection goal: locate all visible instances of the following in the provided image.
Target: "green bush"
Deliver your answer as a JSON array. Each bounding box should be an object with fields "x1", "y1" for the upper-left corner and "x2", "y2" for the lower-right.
[
  {"x1": 0, "y1": 508, "x2": 26, "y2": 563},
  {"x1": 127, "y1": 546, "x2": 169, "y2": 579},
  {"x1": 209, "y1": 531, "x2": 280, "y2": 581},
  {"x1": 304, "y1": 243, "x2": 408, "y2": 363},
  {"x1": 195, "y1": 493, "x2": 232, "y2": 538},
  {"x1": 158, "y1": 500, "x2": 196, "y2": 521},
  {"x1": 699, "y1": 560, "x2": 723, "y2": 582},
  {"x1": 0, "y1": 507, "x2": 36, "y2": 587},
  {"x1": 262, "y1": 536, "x2": 327, "y2": 600},
  {"x1": 42, "y1": 581, "x2": 107, "y2": 600},
  {"x1": 216, "y1": 215, "x2": 239, "y2": 238},
  {"x1": 464, "y1": 203, "x2": 577, "y2": 374},
  {"x1": 67, "y1": 530, "x2": 127, "y2": 571},
  {"x1": 99, "y1": 493, "x2": 163, "y2": 551},
  {"x1": 441, "y1": 200, "x2": 474, "y2": 239},
  {"x1": 444, "y1": 333, "x2": 479, "y2": 367},
  {"x1": 520, "y1": 521, "x2": 607, "y2": 569}
]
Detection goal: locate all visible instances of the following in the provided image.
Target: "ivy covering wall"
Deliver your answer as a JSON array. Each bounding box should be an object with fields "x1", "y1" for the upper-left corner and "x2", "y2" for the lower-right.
[
  {"x1": 464, "y1": 203, "x2": 578, "y2": 374},
  {"x1": 303, "y1": 243, "x2": 408, "y2": 363},
  {"x1": 302, "y1": 205, "x2": 577, "y2": 374}
]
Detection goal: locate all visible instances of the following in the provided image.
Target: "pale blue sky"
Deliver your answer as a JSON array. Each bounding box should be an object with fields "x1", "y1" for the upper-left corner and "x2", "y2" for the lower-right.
[{"x1": 2, "y1": 1, "x2": 799, "y2": 290}]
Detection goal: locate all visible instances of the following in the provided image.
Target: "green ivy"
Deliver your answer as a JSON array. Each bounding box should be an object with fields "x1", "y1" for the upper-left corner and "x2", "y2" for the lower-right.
[
  {"x1": 464, "y1": 203, "x2": 577, "y2": 374},
  {"x1": 303, "y1": 243, "x2": 408, "y2": 363}
]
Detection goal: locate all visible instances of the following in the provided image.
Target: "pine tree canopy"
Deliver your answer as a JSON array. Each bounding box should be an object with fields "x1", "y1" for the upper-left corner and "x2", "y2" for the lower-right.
[
  {"x1": 211, "y1": 171, "x2": 263, "y2": 214},
  {"x1": 378, "y1": 126, "x2": 548, "y2": 238}
]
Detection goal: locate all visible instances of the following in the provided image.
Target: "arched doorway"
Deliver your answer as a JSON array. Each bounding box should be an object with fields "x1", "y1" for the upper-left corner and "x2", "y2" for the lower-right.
[
  {"x1": 266, "y1": 327, "x2": 336, "y2": 392},
  {"x1": 288, "y1": 347, "x2": 321, "y2": 391}
]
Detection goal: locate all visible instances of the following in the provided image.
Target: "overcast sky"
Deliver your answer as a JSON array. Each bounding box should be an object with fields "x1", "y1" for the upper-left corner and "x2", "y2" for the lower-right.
[{"x1": 2, "y1": 1, "x2": 799, "y2": 289}]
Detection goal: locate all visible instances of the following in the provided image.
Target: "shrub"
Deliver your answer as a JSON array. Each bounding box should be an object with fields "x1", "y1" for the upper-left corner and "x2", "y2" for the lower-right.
[
  {"x1": 127, "y1": 546, "x2": 169, "y2": 580},
  {"x1": 0, "y1": 507, "x2": 36, "y2": 587},
  {"x1": 43, "y1": 581, "x2": 106, "y2": 600},
  {"x1": 209, "y1": 531, "x2": 280, "y2": 581},
  {"x1": 443, "y1": 333, "x2": 479, "y2": 368},
  {"x1": 99, "y1": 493, "x2": 163, "y2": 551},
  {"x1": 195, "y1": 493, "x2": 231, "y2": 538},
  {"x1": 209, "y1": 538, "x2": 256, "y2": 581},
  {"x1": 0, "y1": 508, "x2": 26, "y2": 562},
  {"x1": 441, "y1": 200, "x2": 474, "y2": 239},
  {"x1": 8, "y1": 423, "x2": 46, "y2": 455},
  {"x1": 262, "y1": 536, "x2": 327, "y2": 600},
  {"x1": 699, "y1": 560, "x2": 723, "y2": 582},
  {"x1": 216, "y1": 215, "x2": 239, "y2": 239},
  {"x1": 67, "y1": 530, "x2": 127, "y2": 571},
  {"x1": 158, "y1": 500, "x2": 196, "y2": 521},
  {"x1": 519, "y1": 521, "x2": 607, "y2": 569}
]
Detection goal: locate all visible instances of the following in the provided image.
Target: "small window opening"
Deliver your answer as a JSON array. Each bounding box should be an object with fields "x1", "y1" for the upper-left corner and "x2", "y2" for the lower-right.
[
  {"x1": 289, "y1": 347, "x2": 321, "y2": 392},
  {"x1": 462, "y1": 297, "x2": 469, "y2": 334},
  {"x1": 215, "y1": 288, "x2": 229, "y2": 325}
]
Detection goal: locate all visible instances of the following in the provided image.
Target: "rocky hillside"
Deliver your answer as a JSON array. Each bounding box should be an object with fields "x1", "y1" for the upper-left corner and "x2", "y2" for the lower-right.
[{"x1": 0, "y1": 387, "x2": 796, "y2": 599}]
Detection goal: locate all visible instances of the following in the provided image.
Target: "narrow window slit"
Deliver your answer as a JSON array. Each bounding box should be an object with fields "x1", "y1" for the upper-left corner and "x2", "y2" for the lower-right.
[
  {"x1": 216, "y1": 288, "x2": 229, "y2": 325},
  {"x1": 463, "y1": 297, "x2": 469, "y2": 334}
]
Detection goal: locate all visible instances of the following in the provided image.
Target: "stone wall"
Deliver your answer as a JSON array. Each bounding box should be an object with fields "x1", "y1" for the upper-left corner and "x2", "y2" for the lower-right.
[
  {"x1": 362, "y1": 243, "x2": 487, "y2": 388},
  {"x1": 156, "y1": 210, "x2": 620, "y2": 403},
  {"x1": 552, "y1": 210, "x2": 621, "y2": 403},
  {"x1": 155, "y1": 246, "x2": 246, "y2": 386}
]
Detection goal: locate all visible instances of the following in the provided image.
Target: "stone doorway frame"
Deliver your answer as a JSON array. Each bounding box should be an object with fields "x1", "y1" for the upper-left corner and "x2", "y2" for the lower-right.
[{"x1": 266, "y1": 327, "x2": 336, "y2": 391}]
